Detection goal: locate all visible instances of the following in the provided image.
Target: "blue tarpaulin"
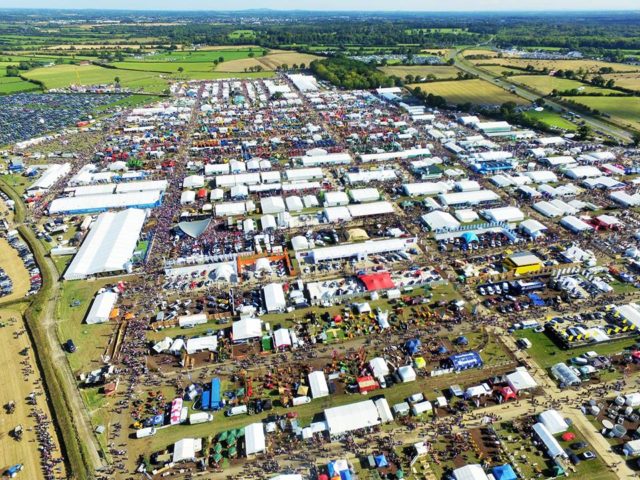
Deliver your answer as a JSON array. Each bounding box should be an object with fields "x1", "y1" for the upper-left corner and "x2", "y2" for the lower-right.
[
  {"x1": 405, "y1": 339, "x2": 421, "y2": 355},
  {"x1": 492, "y1": 464, "x2": 517, "y2": 480},
  {"x1": 448, "y1": 351, "x2": 483, "y2": 370}
]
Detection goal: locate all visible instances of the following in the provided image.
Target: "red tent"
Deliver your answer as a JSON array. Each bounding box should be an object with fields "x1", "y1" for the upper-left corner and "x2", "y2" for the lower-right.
[
  {"x1": 499, "y1": 386, "x2": 517, "y2": 401},
  {"x1": 358, "y1": 272, "x2": 395, "y2": 291},
  {"x1": 562, "y1": 432, "x2": 576, "y2": 441},
  {"x1": 357, "y1": 375, "x2": 379, "y2": 393},
  {"x1": 197, "y1": 188, "x2": 207, "y2": 199}
]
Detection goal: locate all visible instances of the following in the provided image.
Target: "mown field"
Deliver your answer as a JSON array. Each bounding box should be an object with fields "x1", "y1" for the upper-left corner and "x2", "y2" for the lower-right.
[
  {"x1": 523, "y1": 109, "x2": 577, "y2": 131},
  {"x1": 511, "y1": 75, "x2": 620, "y2": 95},
  {"x1": 0, "y1": 75, "x2": 41, "y2": 94},
  {"x1": 476, "y1": 64, "x2": 529, "y2": 76},
  {"x1": 563, "y1": 95, "x2": 640, "y2": 130},
  {"x1": 215, "y1": 51, "x2": 321, "y2": 72},
  {"x1": 602, "y1": 72, "x2": 640, "y2": 92},
  {"x1": 462, "y1": 48, "x2": 498, "y2": 58},
  {"x1": 381, "y1": 65, "x2": 460, "y2": 80},
  {"x1": 474, "y1": 57, "x2": 640, "y2": 73},
  {"x1": 409, "y1": 78, "x2": 528, "y2": 106}
]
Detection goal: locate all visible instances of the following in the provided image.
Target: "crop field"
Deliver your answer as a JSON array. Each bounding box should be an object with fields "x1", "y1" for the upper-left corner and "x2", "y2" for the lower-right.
[
  {"x1": 563, "y1": 95, "x2": 640, "y2": 130},
  {"x1": 409, "y1": 78, "x2": 528, "y2": 106},
  {"x1": 380, "y1": 65, "x2": 460, "y2": 80},
  {"x1": 510, "y1": 75, "x2": 620, "y2": 95},
  {"x1": 602, "y1": 72, "x2": 640, "y2": 91},
  {"x1": 474, "y1": 58, "x2": 640, "y2": 73},
  {"x1": 215, "y1": 51, "x2": 321, "y2": 72},
  {"x1": 523, "y1": 109, "x2": 577, "y2": 131},
  {"x1": 23, "y1": 64, "x2": 172, "y2": 92}
]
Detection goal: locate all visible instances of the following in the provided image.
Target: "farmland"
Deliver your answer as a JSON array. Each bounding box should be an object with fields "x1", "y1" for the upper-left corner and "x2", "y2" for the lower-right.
[
  {"x1": 0, "y1": 305, "x2": 66, "y2": 480},
  {"x1": 510, "y1": 75, "x2": 621, "y2": 95},
  {"x1": 129, "y1": 49, "x2": 260, "y2": 63},
  {"x1": 22, "y1": 64, "x2": 172, "y2": 92},
  {"x1": 380, "y1": 65, "x2": 461, "y2": 80},
  {"x1": 215, "y1": 51, "x2": 321, "y2": 72},
  {"x1": 0, "y1": 76, "x2": 40, "y2": 94},
  {"x1": 602, "y1": 72, "x2": 640, "y2": 92},
  {"x1": 408, "y1": 78, "x2": 528, "y2": 106},
  {"x1": 562, "y1": 95, "x2": 640, "y2": 130},
  {"x1": 472, "y1": 57, "x2": 640, "y2": 73}
]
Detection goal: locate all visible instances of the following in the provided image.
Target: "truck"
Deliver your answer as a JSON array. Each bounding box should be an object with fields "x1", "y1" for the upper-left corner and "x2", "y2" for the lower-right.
[
  {"x1": 225, "y1": 405, "x2": 247, "y2": 417},
  {"x1": 135, "y1": 427, "x2": 157, "y2": 439},
  {"x1": 189, "y1": 412, "x2": 214, "y2": 425}
]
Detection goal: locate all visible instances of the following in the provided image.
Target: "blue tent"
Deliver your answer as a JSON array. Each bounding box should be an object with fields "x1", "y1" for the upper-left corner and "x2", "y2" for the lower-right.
[
  {"x1": 375, "y1": 455, "x2": 388, "y2": 468},
  {"x1": 210, "y1": 378, "x2": 222, "y2": 410},
  {"x1": 405, "y1": 339, "x2": 421, "y2": 355},
  {"x1": 201, "y1": 390, "x2": 211, "y2": 411},
  {"x1": 448, "y1": 351, "x2": 483, "y2": 371},
  {"x1": 436, "y1": 345, "x2": 448, "y2": 355},
  {"x1": 454, "y1": 335, "x2": 469, "y2": 346},
  {"x1": 461, "y1": 232, "x2": 479, "y2": 243},
  {"x1": 492, "y1": 464, "x2": 517, "y2": 480}
]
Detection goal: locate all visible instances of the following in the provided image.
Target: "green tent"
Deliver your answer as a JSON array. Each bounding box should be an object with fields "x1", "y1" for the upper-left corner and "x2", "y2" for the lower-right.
[
  {"x1": 396, "y1": 470, "x2": 404, "y2": 479},
  {"x1": 228, "y1": 446, "x2": 237, "y2": 457},
  {"x1": 234, "y1": 428, "x2": 244, "y2": 438},
  {"x1": 213, "y1": 443, "x2": 222, "y2": 453},
  {"x1": 261, "y1": 335, "x2": 273, "y2": 351},
  {"x1": 217, "y1": 431, "x2": 228, "y2": 442},
  {"x1": 212, "y1": 452, "x2": 223, "y2": 463}
]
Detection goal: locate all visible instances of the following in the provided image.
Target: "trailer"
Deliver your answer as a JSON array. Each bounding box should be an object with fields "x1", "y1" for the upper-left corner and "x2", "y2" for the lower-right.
[
  {"x1": 189, "y1": 412, "x2": 214, "y2": 425},
  {"x1": 135, "y1": 427, "x2": 157, "y2": 439}
]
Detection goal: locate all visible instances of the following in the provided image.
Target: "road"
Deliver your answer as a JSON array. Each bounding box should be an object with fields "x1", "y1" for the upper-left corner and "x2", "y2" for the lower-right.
[{"x1": 452, "y1": 48, "x2": 634, "y2": 144}]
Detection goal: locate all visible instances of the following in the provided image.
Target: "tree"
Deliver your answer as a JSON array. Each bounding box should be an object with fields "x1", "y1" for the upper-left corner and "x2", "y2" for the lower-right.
[
  {"x1": 178, "y1": 66, "x2": 184, "y2": 73},
  {"x1": 577, "y1": 124, "x2": 592, "y2": 140},
  {"x1": 632, "y1": 132, "x2": 640, "y2": 147},
  {"x1": 218, "y1": 56, "x2": 224, "y2": 63},
  {"x1": 248, "y1": 52, "x2": 255, "y2": 58},
  {"x1": 114, "y1": 76, "x2": 121, "y2": 84}
]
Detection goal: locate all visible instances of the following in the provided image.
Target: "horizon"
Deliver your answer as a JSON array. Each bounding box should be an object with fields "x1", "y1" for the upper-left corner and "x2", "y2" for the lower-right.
[{"x1": 2, "y1": 5, "x2": 639, "y2": 13}]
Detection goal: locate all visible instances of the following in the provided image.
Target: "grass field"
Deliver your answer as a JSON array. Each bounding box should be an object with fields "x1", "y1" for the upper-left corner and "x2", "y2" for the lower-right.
[
  {"x1": 523, "y1": 109, "x2": 577, "y2": 131},
  {"x1": 514, "y1": 330, "x2": 636, "y2": 370},
  {"x1": 408, "y1": 78, "x2": 528, "y2": 106},
  {"x1": 511, "y1": 75, "x2": 620, "y2": 95},
  {"x1": 602, "y1": 72, "x2": 640, "y2": 92},
  {"x1": 228, "y1": 30, "x2": 257, "y2": 40},
  {"x1": 0, "y1": 305, "x2": 65, "y2": 480},
  {"x1": 0, "y1": 76, "x2": 41, "y2": 94},
  {"x1": 23, "y1": 64, "x2": 172, "y2": 92},
  {"x1": 380, "y1": 65, "x2": 460, "y2": 80},
  {"x1": 131, "y1": 49, "x2": 257, "y2": 63},
  {"x1": 476, "y1": 58, "x2": 640, "y2": 74},
  {"x1": 215, "y1": 51, "x2": 321, "y2": 72},
  {"x1": 562, "y1": 95, "x2": 640, "y2": 131},
  {"x1": 56, "y1": 279, "x2": 117, "y2": 374}
]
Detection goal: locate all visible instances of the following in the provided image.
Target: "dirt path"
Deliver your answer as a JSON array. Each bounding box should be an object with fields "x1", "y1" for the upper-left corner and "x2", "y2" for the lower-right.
[{"x1": 0, "y1": 307, "x2": 66, "y2": 480}]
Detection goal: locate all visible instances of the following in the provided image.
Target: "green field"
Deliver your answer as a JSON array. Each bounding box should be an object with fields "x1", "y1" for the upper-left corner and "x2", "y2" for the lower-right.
[
  {"x1": 111, "y1": 61, "x2": 216, "y2": 73},
  {"x1": 514, "y1": 330, "x2": 637, "y2": 370},
  {"x1": 512, "y1": 75, "x2": 620, "y2": 95},
  {"x1": 23, "y1": 64, "x2": 172, "y2": 92},
  {"x1": 477, "y1": 64, "x2": 530, "y2": 76},
  {"x1": 409, "y1": 78, "x2": 528, "y2": 106},
  {"x1": 563, "y1": 95, "x2": 640, "y2": 130},
  {"x1": 380, "y1": 65, "x2": 460, "y2": 80},
  {"x1": 129, "y1": 49, "x2": 256, "y2": 63},
  {"x1": 523, "y1": 109, "x2": 577, "y2": 131},
  {"x1": 0, "y1": 76, "x2": 41, "y2": 94},
  {"x1": 228, "y1": 30, "x2": 257, "y2": 40}
]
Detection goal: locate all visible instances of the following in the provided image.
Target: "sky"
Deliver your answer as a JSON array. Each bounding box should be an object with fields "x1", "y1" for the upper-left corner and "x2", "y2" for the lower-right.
[{"x1": 10, "y1": 0, "x2": 640, "y2": 11}]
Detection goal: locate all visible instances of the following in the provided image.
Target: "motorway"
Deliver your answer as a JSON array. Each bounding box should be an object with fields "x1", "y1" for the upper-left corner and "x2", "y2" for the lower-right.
[{"x1": 452, "y1": 48, "x2": 634, "y2": 144}]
